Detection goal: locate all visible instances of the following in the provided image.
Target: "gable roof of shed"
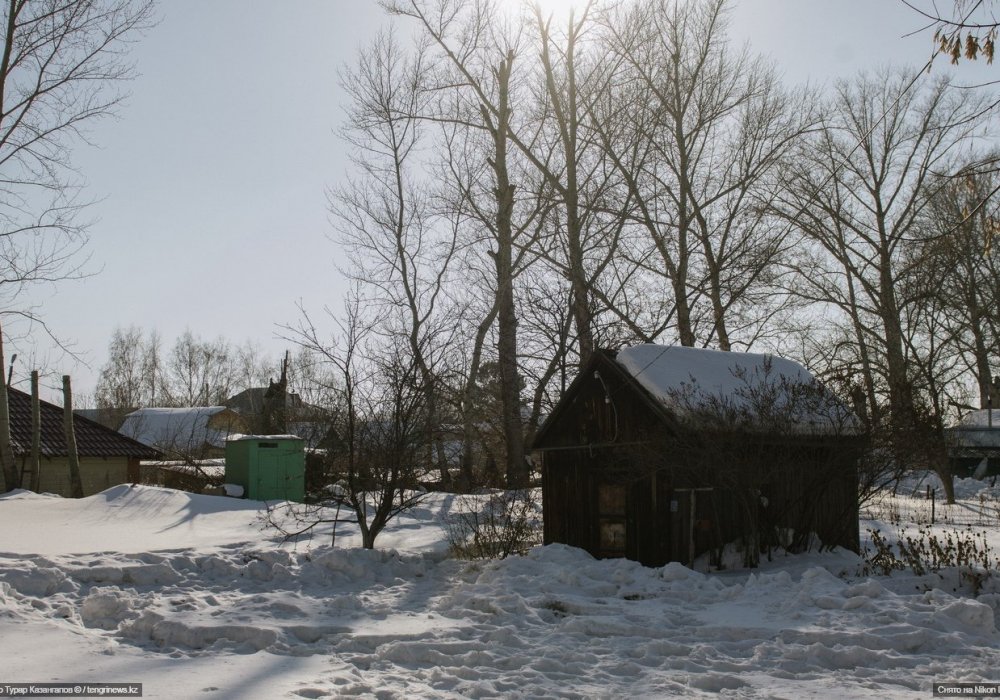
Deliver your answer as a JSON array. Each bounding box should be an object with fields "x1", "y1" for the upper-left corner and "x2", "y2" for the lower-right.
[
  {"x1": 532, "y1": 345, "x2": 858, "y2": 450},
  {"x1": 617, "y1": 344, "x2": 858, "y2": 433},
  {"x1": 531, "y1": 349, "x2": 677, "y2": 449},
  {"x1": 7, "y1": 388, "x2": 161, "y2": 459}
]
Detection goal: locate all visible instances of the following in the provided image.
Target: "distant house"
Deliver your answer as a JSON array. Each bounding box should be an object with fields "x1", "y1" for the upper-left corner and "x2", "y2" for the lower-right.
[
  {"x1": 532, "y1": 345, "x2": 862, "y2": 569},
  {"x1": 225, "y1": 388, "x2": 338, "y2": 452},
  {"x1": 119, "y1": 406, "x2": 247, "y2": 459},
  {"x1": 947, "y1": 409, "x2": 1000, "y2": 479},
  {"x1": 225, "y1": 386, "x2": 304, "y2": 418},
  {"x1": 0, "y1": 388, "x2": 160, "y2": 497}
]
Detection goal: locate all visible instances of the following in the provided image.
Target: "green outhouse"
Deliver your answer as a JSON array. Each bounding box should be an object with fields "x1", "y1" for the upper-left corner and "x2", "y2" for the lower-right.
[{"x1": 225, "y1": 435, "x2": 305, "y2": 502}]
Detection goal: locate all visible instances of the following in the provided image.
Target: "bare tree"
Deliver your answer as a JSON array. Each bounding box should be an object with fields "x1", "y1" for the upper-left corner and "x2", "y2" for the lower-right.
[
  {"x1": 275, "y1": 295, "x2": 429, "y2": 549},
  {"x1": 0, "y1": 0, "x2": 154, "y2": 332},
  {"x1": 96, "y1": 326, "x2": 277, "y2": 416},
  {"x1": 386, "y1": 0, "x2": 642, "y2": 487},
  {"x1": 95, "y1": 325, "x2": 161, "y2": 412},
  {"x1": 388, "y1": 0, "x2": 628, "y2": 370},
  {"x1": 915, "y1": 164, "x2": 1000, "y2": 410},
  {"x1": 332, "y1": 29, "x2": 457, "y2": 487},
  {"x1": 0, "y1": 0, "x2": 152, "y2": 491},
  {"x1": 902, "y1": 0, "x2": 1000, "y2": 64},
  {"x1": 597, "y1": 0, "x2": 814, "y2": 350},
  {"x1": 773, "y1": 68, "x2": 995, "y2": 502},
  {"x1": 410, "y1": 1, "x2": 553, "y2": 488},
  {"x1": 161, "y1": 331, "x2": 239, "y2": 406}
]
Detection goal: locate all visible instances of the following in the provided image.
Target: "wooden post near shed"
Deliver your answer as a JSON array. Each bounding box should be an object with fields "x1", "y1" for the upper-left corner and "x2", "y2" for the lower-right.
[
  {"x1": 28, "y1": 370, "x2": 41, "y2": 492},
  {"x1": 63, "y1": 375, "x2": 83, "y2": 498},
  {"x1": 0, "y1": 320, "x2": 18, "y2": 490}
]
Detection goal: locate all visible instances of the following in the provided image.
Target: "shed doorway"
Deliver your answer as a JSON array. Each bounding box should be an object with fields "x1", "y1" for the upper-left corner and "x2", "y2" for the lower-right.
[
  {"x1": 597, "y1": 482, "x2": 628, "y2": 558},
  {"x1": 256, "y1": 444, "x2": 281, "y2": 495},
  {"x1": 670, "y1": 487, "x2": 715, "y2": 566}
]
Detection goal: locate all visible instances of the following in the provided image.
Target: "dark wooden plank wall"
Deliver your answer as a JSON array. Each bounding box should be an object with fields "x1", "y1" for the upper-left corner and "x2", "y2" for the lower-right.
[{"x1": 538, "y1": 358, "x2": 862, "y2": 568}]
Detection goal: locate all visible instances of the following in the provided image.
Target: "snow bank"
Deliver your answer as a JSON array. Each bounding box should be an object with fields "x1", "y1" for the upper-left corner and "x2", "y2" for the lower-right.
[{"x1": 1, "y1": 482, "x2": 999, "y2": 697}]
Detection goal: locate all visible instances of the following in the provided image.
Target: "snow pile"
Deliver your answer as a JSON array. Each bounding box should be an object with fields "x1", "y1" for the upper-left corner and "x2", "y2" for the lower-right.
[
  {"x1": 1, "y1": 484, "x2": 999, "y2": 697},
  {"x1": 892, "y1": 470, "x2": 1000, "y2": 501},
  {"x1": 616, "y1": 344, "x2": 857, "y2": 433}
]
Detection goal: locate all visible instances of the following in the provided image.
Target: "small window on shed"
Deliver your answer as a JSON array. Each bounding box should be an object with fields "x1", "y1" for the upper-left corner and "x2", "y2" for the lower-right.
[
  {"x1": 598, "y1": 483, "x2": 626, "y2": 516},
  {"x1": 258, "y1": 442, "x2": 278, "y2": 448}
]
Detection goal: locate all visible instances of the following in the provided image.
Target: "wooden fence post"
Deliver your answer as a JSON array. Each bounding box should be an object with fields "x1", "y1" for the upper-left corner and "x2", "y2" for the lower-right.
[
  {"x1": 0, "y1": 321, "x2": 18, "y2": 490},
  {"x1": 29, "y1": 371, "x2": 41, "y2": 492},
  {"x1": 63, "y1": 375, "x2": 83, "y2": 498}
]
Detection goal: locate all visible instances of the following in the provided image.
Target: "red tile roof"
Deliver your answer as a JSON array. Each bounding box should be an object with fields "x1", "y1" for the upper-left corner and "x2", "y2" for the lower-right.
[{"x1": 6, "y1": 388, "x2": 161, "y2": 459}]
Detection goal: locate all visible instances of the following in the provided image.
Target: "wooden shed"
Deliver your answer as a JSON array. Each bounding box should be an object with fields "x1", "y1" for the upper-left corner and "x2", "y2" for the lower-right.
[{"x1": 532, "y1": 345, "x2": 862, "y2": 568}]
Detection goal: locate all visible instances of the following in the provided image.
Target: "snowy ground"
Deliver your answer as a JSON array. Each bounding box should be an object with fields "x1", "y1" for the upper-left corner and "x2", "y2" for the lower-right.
[{"x1": 2, "y1": 481, "x2": 1000, "y2": 698}]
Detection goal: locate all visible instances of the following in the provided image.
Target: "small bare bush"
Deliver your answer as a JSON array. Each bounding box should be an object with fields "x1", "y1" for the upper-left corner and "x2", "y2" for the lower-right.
[
  {"x1": 864, "y1": 527, "x2": 1000, "y2": 593},
  {"x1": 447, "y1": 490, "x2": 542, "y2": 560}
]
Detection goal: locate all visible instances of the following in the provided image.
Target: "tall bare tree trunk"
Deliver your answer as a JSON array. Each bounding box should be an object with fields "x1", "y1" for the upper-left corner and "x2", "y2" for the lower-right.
[
  {"x1": 0, "y1": 321, "x2": 17, "y2": 491},
  {"x1": 63, "y1": 375, "x2": 83, "y2": 498},
  {"x1": 538, "y1": 9, "x2": 595, "y2": 365},
  {"x1": 969, "y1": 303, "x2": 994, "y2": 409},
  {"x1": 485, "y1": 52, "x2": 528, "y2": 488},
  {"x1": 29, "y1": 370, "x2": 40, "y2": 492}
]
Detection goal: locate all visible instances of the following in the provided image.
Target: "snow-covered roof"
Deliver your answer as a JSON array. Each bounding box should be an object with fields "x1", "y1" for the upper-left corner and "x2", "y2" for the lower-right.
[
  {"x1": 139, "y1": 459, "x2": 226, "y2": 468},
  {"x1": 227, "y1": 434, "x2": 304, "y2": 442},
  {"x1": 955, "y1": 409, "x2": 1000, "y2": 429},
  {"x1": 138, "y1": 459, "x2": 226, "y2": 479},
  {"x1": 616, "y1": 344, "x2": 858, "y2": 434},
  {"x1": 120, "y1": 407, "x2": 237, "y2": 453},
  {"x1": 152, "y1": 463, "x2": 226, "y2": 479}
]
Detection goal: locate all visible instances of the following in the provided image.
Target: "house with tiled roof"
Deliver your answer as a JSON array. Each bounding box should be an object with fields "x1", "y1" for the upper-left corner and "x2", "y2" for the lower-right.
[{"x1": 0, "y1": 388, "x2": 161, "y2": 497}]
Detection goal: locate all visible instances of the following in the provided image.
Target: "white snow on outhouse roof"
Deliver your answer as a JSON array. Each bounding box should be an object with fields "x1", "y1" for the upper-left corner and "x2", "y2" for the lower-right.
[{"x1": 615, "y1": 344, "x2": 857, "y2": 433}]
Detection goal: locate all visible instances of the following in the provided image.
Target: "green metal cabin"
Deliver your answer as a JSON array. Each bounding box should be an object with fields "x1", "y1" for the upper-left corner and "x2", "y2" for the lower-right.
[{"x1": 225, "y1": 435, "x2": 305, "y2": 502}]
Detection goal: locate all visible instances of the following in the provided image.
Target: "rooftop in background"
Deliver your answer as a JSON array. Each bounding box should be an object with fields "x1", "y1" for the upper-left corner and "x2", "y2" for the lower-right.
[
  {"x1": 119, "y1": 407, "x2": 245, "y2": 455},
  {"x1": 954, "y1": 409, "x2": 1000, "y2": 430},
  {"x1": 224, "y1": 388, "x2": 304, "y2": 416},
  {"x1": 948, "y1": 409, "x2": 1000, "y2": 453}
]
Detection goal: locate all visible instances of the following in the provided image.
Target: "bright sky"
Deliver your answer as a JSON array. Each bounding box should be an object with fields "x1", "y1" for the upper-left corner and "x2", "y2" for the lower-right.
[{"x1": 15, "y1": 0, "x2": 995, "y2": 402}]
